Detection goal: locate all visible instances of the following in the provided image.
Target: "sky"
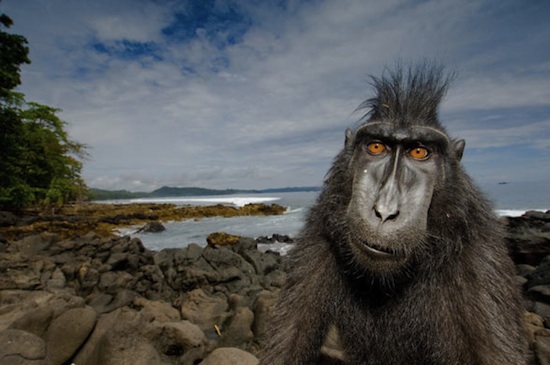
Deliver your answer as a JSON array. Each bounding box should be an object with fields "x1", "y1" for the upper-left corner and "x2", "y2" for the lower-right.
[{"x1": 2, "y1": 0, "x2": 550, "y2": 192}]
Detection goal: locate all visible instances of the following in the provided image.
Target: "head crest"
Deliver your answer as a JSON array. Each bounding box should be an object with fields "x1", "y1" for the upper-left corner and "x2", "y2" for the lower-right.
[{"x1": 358, "y1": 62, "x2": 454, "y2": 128}]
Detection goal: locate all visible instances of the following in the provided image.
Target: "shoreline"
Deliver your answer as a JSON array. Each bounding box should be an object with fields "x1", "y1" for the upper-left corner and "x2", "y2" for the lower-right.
[{"x1": 0, "y1": 202, "x2": 287, "y2": 242}]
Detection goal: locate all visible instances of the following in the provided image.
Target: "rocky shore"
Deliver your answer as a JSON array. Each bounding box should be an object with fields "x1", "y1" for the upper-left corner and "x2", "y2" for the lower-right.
[
  {"x1": 0, "y1": 208, "x2": 549, "y2": 364},
  {"x1": 0, "y1": 202, "x2": 287, "y2": 240}
]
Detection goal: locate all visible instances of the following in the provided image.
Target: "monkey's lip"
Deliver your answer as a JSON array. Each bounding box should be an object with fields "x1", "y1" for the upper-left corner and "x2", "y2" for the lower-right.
[{"x1": 356, "y1": 240, "x2": 406, "y2": 259}]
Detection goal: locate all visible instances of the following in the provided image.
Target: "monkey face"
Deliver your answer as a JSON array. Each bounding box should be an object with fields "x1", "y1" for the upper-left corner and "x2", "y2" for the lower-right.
[{"x1": 343, "y1": 122, "x2": 463, "y2": 274}]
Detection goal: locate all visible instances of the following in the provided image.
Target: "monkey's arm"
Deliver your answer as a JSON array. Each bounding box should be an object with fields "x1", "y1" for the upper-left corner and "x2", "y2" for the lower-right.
[
  {"x1": 259, "y1": 239, "x2": 341, "y2": 365},
  {"x1": 443, "y1": 251, "x2": 528, "y2": 365},
  {"x1": 474, "y1": 273, "x2": 527, "y2": 364}
]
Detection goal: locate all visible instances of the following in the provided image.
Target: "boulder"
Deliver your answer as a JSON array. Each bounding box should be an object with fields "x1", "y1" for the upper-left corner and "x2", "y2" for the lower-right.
[
  {"x1": 98, "y1": 271, "x2": 133, "y2": 294},
  {"x1": 255, "y1": 234, "x2": 294, "y2": 244},
  {"x1": 207, "y1": 232, "x2": 241, "y2": 247},
  {"x1": 232, "y1": 237, "x2": 258, "y2": 255},
  {"x1": 252, "y1": 290, "x2": 279, "y2": 343},
  {"x1": 0, "y1": 211, "x2": 18, "y2": 227},
  {"x1": 87, "y1": 289, "x2": 137, "y2": 314},
  {"x1": 536, "y1": 335, "x2": 550, "y2": 365},
  {"x1": 528, "y1": 257, "x2": 550, "y2": 287},
  {"x1": 45, "y1": 306, "x2": 98, "y2": 365},
  {"x1": 13, "y1": 233, "x2": 58, "y2": 257},
  {"x1": 180, "y1": 288, "x2": 229, "y2": 334},
  {"x1": 72, "y1": 309, "x2": 123, "y2": 365},
  {"x1": 0, "y1": 329, "x2": 47, "y2": 365},
  {"x1": 146, "y1": 321, "x2": 207, "y2": 365},
  {"x1": 138, "y1": 221, "x2": 166, "y2": 233},
  {"x1": 47, "y1": 267, "x2": 67, "y2": 289},
  {"x1": 505, "y1": 213, "x2": 550, "y2": 266},
  {"x1": 199, "y1": 347, "x2": 258, "y2": 365},
  {"x1": 242, "y1": 249, "x2": 280, "y2": 276},
  {"x1": 74, "y1": 306, "x2": 206, "y2": 365},
  {"x1": 8, "y1": 305, "x2": 54, "y2": 338},
  {"x1": 0, "y1": 290, "x2": 85, "y2": 333},
  {"x1": 133, "y1": 296, "x2": 181, "y2": 323},
  {"x1": 217, "y1": 307, "x2": 255, "y2": 348},
  {"x1": 78, "y1": 263, "x2": 100, "y2": 290},
  {"x1": 0, "y1": 262, "x2": 41, "y2": 290},
  {"x1": 529, "y1": 285, "x2": 550, "y2": 304}
]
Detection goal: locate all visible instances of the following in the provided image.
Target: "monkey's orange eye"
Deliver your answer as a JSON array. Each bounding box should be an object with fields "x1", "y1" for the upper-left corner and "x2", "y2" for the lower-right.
[
  {"x1": 409, "y1": 147, "x2": 430, "y2": 160},
  {"x1": 367, "y1": 142, "x2": 387, "y2": 155}
]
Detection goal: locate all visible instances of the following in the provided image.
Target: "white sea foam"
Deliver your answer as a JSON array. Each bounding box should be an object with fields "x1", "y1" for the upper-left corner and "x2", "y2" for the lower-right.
[
  {"x1": 258, "y1": 242, "x2": 295, "y2": 256},
  {"x1": 495, "y1": 209, "x2": 546, "y2": 217},
  {"x1": 127, "y1": 196, "x2": 281, "y2": 207}
]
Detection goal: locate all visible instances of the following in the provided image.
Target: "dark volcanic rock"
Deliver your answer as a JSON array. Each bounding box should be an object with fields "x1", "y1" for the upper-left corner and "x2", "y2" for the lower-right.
[
  {"x1": 505, "y1": 210, "x2": 550, "y2": 266},
  {"x1": 0, "y1": 231, "x2": 281, "y2": 363},
  {"x1": 200, "y1": 347, "x2": 259, "y2": 365},
  {"x1": 138, "y1": 221, "x2": 166, "y2": 233},
  {"x1": 0, "y1": 207, "x2": 547, "y2": 364},
  {"x1": 0, "y1": 329, "x2": 47, "y2": 364},
  {"x1": 0, "y1": 211, "x2": 18, "y2": 227},
  {"x1": 255, "y1": 234, "x2": 294, "y2": 244},
  {"x1": 45, "y1": 306, "x2": 98, "y2": 364},
  {"x1": 207, "y1": 232, "x2": 240, "y2": 246}
]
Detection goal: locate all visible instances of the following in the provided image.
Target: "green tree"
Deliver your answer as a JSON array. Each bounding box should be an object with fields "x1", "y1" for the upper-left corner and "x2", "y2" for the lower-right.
[
  {"x1": 0, "y1": 9, "x2": 87, "y2": 210},
  {"x1": 0, "y1": 11, "x2": 29, "y2": 100}
]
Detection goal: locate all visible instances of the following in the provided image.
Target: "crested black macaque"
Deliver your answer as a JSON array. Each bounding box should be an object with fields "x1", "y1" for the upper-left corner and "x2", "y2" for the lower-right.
[{"x1": 259, "y1": 64, "x2": 526, "y2": 365}]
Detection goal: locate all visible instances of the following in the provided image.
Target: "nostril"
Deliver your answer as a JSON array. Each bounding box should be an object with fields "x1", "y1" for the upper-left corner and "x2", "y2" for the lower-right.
[
  {"x1": 373, "y1": 205, "x2": 399, "y2": 222},
  {"x1": 386, "y1": 211, "x2": 400, "y2": 221}
]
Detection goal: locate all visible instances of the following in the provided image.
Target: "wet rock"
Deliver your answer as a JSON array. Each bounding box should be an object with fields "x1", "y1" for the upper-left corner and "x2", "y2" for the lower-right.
[
  {"x1": 232, "y1": 237, "x2": 257, "y2": 255},
  {"x1": 138, "y1": 221, "x2": 166, "y2": 233},
  {"x1": 207, "y1": 232, "x2": 240, "y2": 247},
  {"x1": 255, "y1": 234, "x2": 294, "y2": 244}
]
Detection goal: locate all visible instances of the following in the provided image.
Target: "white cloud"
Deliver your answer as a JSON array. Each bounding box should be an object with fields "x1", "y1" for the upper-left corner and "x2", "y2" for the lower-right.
[{"x1": 3, "y1": 0, "x2": 550, "y2": 190}]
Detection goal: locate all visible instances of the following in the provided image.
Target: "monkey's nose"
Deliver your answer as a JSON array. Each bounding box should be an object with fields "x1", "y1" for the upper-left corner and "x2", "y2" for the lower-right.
[{"x1": 373, "y1": 205, "x2": 400, "y2": 222}]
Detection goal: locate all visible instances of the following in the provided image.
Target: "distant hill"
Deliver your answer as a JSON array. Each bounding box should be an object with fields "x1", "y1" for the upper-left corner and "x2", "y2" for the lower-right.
[
  {"x1": 88, "y1": 186, "x2": 320, "y2": 201},
  {"x1": 149, "y1": 186, "x2": 248, "y2": 197},
  {"x1": 88, "y1": 189, "x2": 149, "y2": 201}
]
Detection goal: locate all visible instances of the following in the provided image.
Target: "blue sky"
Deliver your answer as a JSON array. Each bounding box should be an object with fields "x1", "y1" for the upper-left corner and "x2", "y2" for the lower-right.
[{"x1": 2, "y1": 0, "x2": 550, "y2": 191}]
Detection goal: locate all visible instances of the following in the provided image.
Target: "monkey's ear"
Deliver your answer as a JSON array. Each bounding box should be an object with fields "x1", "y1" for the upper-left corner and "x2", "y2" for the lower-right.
[
  {"x1": 345, "y1": 128, "x2": 354, "y2": 148},
  {"x1": 453, "y1": 139, "x2": 465, "y2": 161}
]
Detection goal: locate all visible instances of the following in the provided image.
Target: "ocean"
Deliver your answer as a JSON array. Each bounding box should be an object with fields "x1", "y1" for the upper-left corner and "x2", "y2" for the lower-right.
[{"x1": 116, "y1": 181, "x2": 550, "y2": 252}]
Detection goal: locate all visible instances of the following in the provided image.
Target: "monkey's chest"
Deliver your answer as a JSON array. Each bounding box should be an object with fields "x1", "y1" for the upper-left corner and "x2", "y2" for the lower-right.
[{"x1": 337, "y1": 292, "x2": 465, "y2": 365}]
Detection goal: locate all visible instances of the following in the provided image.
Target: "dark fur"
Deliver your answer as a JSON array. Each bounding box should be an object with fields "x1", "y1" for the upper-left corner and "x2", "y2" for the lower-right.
[{"x1": 259, "y1": 64, "x2": 526, "y2": 365}]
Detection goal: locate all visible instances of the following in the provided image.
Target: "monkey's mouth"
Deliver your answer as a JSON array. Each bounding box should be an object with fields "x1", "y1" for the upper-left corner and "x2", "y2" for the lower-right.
[
  {"x1": 355, "y1": 240, "x2": 407, "y2": 260},
  {"x1": 364, "y1": 243, "x2": 394, "y2": 257}
]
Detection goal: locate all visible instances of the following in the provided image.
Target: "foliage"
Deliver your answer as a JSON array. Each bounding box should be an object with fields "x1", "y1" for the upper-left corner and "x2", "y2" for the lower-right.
[{"x1": 0, "y1": 10, "x2": 87, "y2": 210}]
